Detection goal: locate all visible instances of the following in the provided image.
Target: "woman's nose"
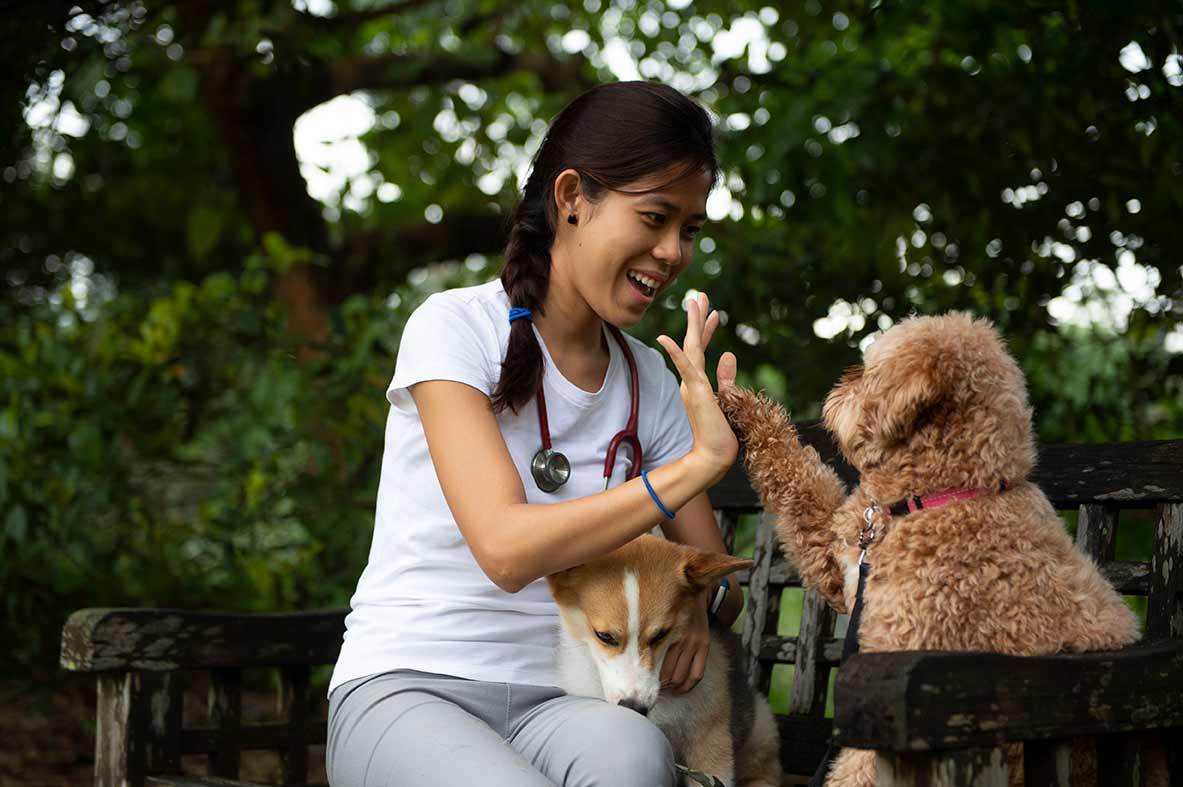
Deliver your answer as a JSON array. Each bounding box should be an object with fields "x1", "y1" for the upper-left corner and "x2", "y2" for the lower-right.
[{"x1": 652, "y1": 230, "x2": 684, "y2": 266}]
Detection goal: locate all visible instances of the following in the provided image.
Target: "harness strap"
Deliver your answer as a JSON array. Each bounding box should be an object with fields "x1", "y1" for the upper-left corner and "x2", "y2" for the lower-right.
[{"x1": 808, "y1": 562, "x2": 871, "y2": 787}]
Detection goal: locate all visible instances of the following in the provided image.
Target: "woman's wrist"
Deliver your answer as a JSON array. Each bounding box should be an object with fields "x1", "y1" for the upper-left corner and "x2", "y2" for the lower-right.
[{"x1": 682, "y1": 447, "x2": 732, "y2": 488}]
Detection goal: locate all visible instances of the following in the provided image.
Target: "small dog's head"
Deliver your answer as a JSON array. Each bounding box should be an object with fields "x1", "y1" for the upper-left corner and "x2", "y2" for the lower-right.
[
  {"x1": 822, "y1": 312, "x2": 1036, "y2": 483},
  {"x1": 546, "y1": 535, "x2": 751, "y2": 714}
]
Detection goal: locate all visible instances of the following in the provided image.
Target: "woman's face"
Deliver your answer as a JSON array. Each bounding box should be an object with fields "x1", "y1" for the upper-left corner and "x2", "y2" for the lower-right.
[{"x1": 570, "y1": 166, "x2": 713, "y2": 328}]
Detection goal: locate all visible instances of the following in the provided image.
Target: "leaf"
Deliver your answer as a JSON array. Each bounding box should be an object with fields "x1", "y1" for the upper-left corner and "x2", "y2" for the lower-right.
[{"x1": 187, "y1": 204, "x2": 226, "y2": 261}]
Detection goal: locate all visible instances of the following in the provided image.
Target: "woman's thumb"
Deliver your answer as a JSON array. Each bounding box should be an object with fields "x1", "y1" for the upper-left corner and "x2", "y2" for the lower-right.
[{"x1": 716, "y1": 352, "x2": 737, "y2": 391}]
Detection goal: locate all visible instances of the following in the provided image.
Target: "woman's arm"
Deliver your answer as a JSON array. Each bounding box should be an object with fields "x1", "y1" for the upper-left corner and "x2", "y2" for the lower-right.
[{"x1": 412, "y1": 378, "x2": 723, "y2": 592}]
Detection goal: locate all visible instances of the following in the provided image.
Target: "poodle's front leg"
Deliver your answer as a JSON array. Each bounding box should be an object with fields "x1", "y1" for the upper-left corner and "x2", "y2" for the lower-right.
[
  {"x1": 824, "y1": 747, "x2": 875, "y2": 787},
  {"x1": 717, "y1": 386, "x2": 847, "y2": 607}
]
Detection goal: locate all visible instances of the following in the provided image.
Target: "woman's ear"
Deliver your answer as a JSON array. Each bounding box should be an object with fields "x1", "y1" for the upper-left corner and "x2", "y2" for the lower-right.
[{"x1": 553, "y1": 168, "x2": 583, "y2": 225}]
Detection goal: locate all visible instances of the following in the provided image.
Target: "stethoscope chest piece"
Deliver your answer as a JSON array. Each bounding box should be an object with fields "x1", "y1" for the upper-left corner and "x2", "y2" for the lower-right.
[{"x1": 531, "y1": 448, "x2": 571, "y2": 492}]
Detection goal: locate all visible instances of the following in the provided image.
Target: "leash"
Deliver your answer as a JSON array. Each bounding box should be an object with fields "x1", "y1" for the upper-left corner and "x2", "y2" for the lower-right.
[
  {"x1": 807, "y1": 481, "x2": 1012, "y2": 786},
  {"x1": 676, "y1": 763, "x2": 725, "y2": 786}
]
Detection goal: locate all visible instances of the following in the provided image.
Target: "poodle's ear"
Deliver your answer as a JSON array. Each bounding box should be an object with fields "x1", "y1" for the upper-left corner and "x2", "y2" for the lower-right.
[{"x1": 859, "y1": 332, "x2": 952, "y2": 446}]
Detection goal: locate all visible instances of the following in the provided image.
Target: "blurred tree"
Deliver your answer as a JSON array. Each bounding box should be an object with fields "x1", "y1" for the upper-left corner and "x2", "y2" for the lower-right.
[{"x1": 2, "y1": 0, "x2": 1181, "y2": 676}]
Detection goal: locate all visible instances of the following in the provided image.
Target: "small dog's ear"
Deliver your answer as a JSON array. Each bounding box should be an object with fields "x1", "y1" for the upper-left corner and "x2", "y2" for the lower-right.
[
  {"x1": 545, "y1": 564, "x2": 585, "y2": 593},
  {"x1": 681, "y1": 549, "x2": 753, "y2": 593},
  {"x1": 859, "y1": 334, "x2": 950, "y2": 446}
]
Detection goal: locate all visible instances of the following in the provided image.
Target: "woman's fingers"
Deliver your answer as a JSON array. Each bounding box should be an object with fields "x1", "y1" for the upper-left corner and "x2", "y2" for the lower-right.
[
  {"x1": 675, "y1": 648, "x2": 708, "y2": 694},
  {"x1": 701, "y1": 308, "x2": 719, "y2": 348}
]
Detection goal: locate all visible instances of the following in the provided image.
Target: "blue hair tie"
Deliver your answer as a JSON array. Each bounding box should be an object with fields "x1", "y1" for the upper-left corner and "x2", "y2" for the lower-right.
[{"x1": 509, "y1": 307, "x2": 532, "y2": 324}]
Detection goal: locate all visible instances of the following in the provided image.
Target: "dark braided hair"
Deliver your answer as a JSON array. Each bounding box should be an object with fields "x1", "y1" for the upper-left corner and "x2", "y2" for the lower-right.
[{"x1": 493, "y1": 81, "x2": 718, "y2": 414}]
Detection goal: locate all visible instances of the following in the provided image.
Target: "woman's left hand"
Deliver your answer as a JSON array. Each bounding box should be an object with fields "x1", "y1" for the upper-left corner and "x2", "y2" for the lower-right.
[{"x1": 661, "y1": 592, "x2": 711, "y2": 694}]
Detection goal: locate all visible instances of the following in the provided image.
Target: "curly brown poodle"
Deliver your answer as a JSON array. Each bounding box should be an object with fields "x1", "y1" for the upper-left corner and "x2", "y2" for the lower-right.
[{"x1": 716, "y1": 311, "x2": 1139, "y2": 786}]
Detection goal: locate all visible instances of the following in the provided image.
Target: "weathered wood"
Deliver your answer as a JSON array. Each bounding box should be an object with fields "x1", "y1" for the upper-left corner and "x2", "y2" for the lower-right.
[
  {"x1": 877, "y1": 747, "x2": 1008, "y2": 786},
  {"x1": 96, "y1": 672, "x2": 144, "y2": 787},
  {"x1": 1075, "y1": 503, "x2": 1118, "y2": 561},
  {"x1": 145, "y1": 672, "x2": 182, "y2": 776},
  {"x1": 1023, "y1": 739, "x2": 1072, "y2": 786},
  {"x1": 708, "y1": 431, "x2": 1183, "y2": 510},
  {"x1": 208, "y1": 668, "x2": 242, "y2": 778},
  {"x1": 741, "y1": 511, "x2": 779, "y2": 695},
  {"x1": 280, "y1": 665, "x2": 310, "y2": 785},
  {"x1": 178, "y1": 721, "x2": 327, "y2": 753},
  {"x1": 1097, "y1": 730, "x2": 1171, "y2": 787},
  {"x1": 832, "y1": 641, "x2": 1183, "y2": 751},
  {"x1": 759, "y1": 634, "x2": 844, "y2": 666},
  {"x1": 1147, "y1": 503, "x2": 1183, "y2": 640},
  {"x1": 786, "y1": 590, "x2": 836, "y2": 716},
  {"x1": 60, "y1": 608, "x2": 347, "y2": 673},
  {"x1": 715, "y1": 509, "x2": 740, "y2": 553},
  {"x1": 146, "y1": 777, "x2": 270, "y2": 787},
  {"x1": 775, "y1": 715, "x2": 831, "y2": 777}
]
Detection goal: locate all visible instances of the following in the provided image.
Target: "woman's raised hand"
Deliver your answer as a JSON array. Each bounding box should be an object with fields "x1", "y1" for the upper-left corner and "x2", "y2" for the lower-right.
[{"x1": 656, "y1": 292, "x2": 739, "y2": 484}]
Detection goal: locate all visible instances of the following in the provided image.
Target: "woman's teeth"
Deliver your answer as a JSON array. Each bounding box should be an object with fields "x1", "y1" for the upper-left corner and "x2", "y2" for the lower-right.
[{"x1": 627, "y1": 271, "x2": 657, "y2": 296}]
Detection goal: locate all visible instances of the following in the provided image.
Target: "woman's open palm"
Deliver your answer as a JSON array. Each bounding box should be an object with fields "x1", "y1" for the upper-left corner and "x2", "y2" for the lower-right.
[{"x1": 656, "y1": 292, "x2": 739, "y2": 481}]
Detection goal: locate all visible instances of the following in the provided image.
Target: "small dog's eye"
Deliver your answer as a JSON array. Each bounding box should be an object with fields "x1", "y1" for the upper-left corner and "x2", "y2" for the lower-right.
[
  {"x1": 649, "y1": 629, "x2": 670, "y2": 645},
  {"x1": 594, "y1": 630, "x2": 619, "y2": 647}
]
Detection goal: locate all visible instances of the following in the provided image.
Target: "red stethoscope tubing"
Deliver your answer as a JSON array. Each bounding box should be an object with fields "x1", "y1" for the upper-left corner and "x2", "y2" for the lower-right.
[{"x1": 534, "y1": 324, "x2": 641, "y2": 489}]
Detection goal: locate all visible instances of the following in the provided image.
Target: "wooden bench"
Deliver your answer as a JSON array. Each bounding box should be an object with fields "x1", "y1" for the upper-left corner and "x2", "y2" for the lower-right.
[{"x1": 61, "y1": 426, "x2": 1183, "y2": 786}]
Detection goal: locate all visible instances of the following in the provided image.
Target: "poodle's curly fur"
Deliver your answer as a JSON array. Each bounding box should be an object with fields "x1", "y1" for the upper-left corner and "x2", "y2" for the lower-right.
[{"x1": 716, "y1": 312, "x2": 1140, "y2": 786}]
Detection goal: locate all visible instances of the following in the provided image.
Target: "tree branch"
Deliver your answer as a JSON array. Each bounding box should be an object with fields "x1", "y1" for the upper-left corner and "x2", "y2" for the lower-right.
[
  {"x1": 329, "y1": 208, "x2": 508, "y2": 300},
  {"x1": 321, "y1": 45, "x2": 593, "y2": 105}
]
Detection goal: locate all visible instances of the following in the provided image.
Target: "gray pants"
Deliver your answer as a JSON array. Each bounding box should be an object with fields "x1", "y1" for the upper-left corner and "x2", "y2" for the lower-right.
[{"x1": 327, "y1": 670, "x2": 676, "y2": 786}]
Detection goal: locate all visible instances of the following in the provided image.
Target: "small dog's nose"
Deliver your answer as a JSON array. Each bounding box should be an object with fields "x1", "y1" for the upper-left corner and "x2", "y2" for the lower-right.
[{"x1": 619, "y1": 698, "x2": 650, "y2": 717}]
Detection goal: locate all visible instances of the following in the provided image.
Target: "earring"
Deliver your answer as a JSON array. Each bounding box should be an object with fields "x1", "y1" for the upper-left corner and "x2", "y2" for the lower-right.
[{"x1": 567, "y1": 214, "x2": 577, "y2": 225}]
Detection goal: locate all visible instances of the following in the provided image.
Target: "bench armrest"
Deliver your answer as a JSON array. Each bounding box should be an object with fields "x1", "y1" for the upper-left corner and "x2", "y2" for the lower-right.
[
  {"x1": 832, "y1": 639, "x2": 1183, "y2": 752},
  {"x1": 60, "y1": 607, "x2": 347, "y2": 672}
]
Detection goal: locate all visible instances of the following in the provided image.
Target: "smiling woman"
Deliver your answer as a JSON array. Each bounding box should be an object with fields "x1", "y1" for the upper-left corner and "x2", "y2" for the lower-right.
[{"x1": 325, "y1": 81, "x2": 749, "y2": 787}]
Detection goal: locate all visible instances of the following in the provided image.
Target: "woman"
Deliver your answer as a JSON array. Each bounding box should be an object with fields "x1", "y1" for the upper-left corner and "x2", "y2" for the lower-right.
[{"x1": 327, "y1": 81, "x2": 742, "y2": 787}]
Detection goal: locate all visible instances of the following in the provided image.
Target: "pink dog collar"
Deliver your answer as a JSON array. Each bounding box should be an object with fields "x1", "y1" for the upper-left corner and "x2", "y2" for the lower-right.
[
  {"x1": 886, "y1": 481, "x2": 1011, "y2": 517},
  {"x1": 858, "y1": 481, "x2": 1012, "y2": 560}
]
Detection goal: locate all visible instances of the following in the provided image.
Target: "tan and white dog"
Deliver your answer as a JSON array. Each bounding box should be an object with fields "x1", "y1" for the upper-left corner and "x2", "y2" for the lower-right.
[{"x1": 546, "y1": 534, "x2": 783, "y2": 787}]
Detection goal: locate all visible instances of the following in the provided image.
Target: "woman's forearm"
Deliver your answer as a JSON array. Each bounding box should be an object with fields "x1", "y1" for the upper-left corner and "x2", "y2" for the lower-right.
[{"x1": 479, "y1": 451, "x2": 723, "y2": 592}]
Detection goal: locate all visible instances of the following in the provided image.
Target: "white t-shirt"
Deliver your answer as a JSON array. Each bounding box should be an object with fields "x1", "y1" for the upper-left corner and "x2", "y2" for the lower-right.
[{"x1": 328, "y1": 278, "x2": 695, "y2": 692}]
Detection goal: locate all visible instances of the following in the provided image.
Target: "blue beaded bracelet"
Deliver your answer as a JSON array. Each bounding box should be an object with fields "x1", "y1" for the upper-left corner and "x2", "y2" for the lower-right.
[{"x1": 640, "y1": 469, "x2": 676, "y2": 519}]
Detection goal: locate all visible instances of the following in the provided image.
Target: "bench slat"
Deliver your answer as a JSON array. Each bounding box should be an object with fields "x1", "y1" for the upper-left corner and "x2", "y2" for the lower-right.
[
  {"x1": 179, "y1": 722, "x2": 327, "y2": 754},
  {"x1": 145, "y1": 776, "x2": 274, "y2": 787},
  {"x1": 61, "y1": 608, "x2": 347, "y2": 673},
  {"x1": 1147, "y1": 503, "x2": 1183, "y2": 640},
  {"x1": 832, "y1": 640, "x2": 1183, "y2": 751},
  {"x1": 775, "y1": 714, "x2": 831, "y2": 777}
]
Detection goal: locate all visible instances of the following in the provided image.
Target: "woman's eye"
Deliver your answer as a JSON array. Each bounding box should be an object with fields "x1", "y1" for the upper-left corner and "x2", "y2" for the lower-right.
[
  {"x1": 643, "y1": 212, "x2": 666, "y2": 225},
  {"x1": 685, "y1": 226, "x2": 702, "y2": 238},
  {"x1": 595, "y1": 630, "x2": 619, "y2": 647}
]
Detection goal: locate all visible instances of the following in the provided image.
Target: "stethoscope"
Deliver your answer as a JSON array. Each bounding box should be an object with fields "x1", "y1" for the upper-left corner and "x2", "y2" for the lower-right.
[{"x1": 531, "y1": 323, "x2": 642, "y2": 493}]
